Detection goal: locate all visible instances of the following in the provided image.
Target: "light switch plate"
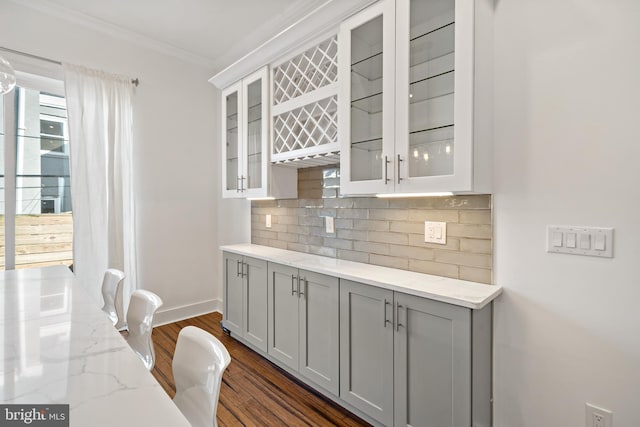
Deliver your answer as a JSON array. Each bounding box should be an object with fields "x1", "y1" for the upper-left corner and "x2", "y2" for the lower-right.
[
  {"x1": 424, "y1": 221, "x2": 446, "y2": 245},
  {"x1": 547, "y1": 225, "x2": 613, "y2": 258},
  {"x1": 265, "y1": 214, "x2": 272, "y2": 228}
]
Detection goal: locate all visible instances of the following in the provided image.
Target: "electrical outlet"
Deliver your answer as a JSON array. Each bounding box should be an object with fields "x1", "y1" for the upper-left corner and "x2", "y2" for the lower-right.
[
  {"x1": 424, "y1": 221, "x2": 446, "y2": 245},
  {"x1": 265, "y1": 214, "x2": 271, "y2": 228},
  {"x1": 325, "y1": 216, "x2": 335, "y2": 234},
  {"x1": 586, "y1": 403, "x2": 613, "y2": 427}
]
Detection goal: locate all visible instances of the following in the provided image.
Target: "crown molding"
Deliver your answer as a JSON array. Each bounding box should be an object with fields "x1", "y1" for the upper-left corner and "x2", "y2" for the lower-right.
[
  {"x1": 8, "y1": 0, "x2": 217, "y2": 68},
  {"x1": 208, "y1": 0, "x2": 377, "y2": 89}
]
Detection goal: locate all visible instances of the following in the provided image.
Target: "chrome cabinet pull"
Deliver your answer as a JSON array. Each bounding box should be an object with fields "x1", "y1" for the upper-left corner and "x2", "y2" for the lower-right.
[
  {"x1": 236, "y1": 176, "x2": 241, "y2": 192},
  {"x1": 383, "y1": 299, "x2": 392, "y2": 327},
  {"x1": 240, "y1": 175, "x2": 246, "y2": 192},
  {"x1": 291, "y1": 274, "x2": 298, "y2": 296},
  {"x1": 299, "y1": 277, "x2": 307, "y2": 299},
  {"x1": 397, "y1": 154, "x2": 403, "y2": 184},
  {"x1": 383, "y1": 155, "x2": 390, "y2": 184},
  {"x1": 242, "y1": 261, "x2": 247, "y2": 278},
  {"x1": 236, "y1": 260, "x2": 241, "y2": 277},
  {"x1": 395, "y1": 303, "x2": 404, "y2": 331}
]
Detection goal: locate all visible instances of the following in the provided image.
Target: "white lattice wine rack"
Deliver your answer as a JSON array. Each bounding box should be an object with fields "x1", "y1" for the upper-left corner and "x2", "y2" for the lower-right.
[{"x1": 272, "y1": 36, "x2": 340, "y2": 167}]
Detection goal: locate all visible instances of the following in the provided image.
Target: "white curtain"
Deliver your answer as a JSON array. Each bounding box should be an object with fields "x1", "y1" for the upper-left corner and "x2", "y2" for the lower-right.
[{"x1": 63, "y1": 64, "x2": 137, "y2": 309}]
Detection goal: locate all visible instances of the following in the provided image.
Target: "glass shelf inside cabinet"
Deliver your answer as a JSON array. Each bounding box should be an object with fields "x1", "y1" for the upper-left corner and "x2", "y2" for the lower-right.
[
  {"x1": 246, "y1": 102, "x2": 262, "y2": 123},
  {"x1": 226, "y1": 156, "x2": 238, "y2": 191},
  {"x1": 350, "y1": 14, "x2": 383, "y2": 81},
  {"x1": 408, "y1": 124, "x2": 454, "y2": 177},
  {"x1": 226, "y1": 127, "x2": 238, "y2": 155},
  {"x1": 410, "y1": 22, "x2": 455, "y2": 70},
  {"x1": 351, "y1": 136, "x2": 382, "y2": 151},
  {"x1": 350, "y1": 137, "x2": 383, "y2": 181},
  {"x1": 226, "y1": 137, "x2": 238, "y2": 162},
  {"x1": 351, "y1": 91, "x2": 382, "y2": 114},
  {"x1": 226, "y1": 91, "x2": 239, "y2": 119},
  {"x1": 246, "y1": 120, "x2": 263, "y2": 160},
  {"x1": 409, "y1": 70, "x2": 454, "y2": 105},
  {"x1": 351, "y1": 51, "x2": 383, "y2": 81}
]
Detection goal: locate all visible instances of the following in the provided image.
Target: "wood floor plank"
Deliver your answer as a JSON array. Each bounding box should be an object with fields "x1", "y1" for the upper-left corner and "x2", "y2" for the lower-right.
[
  {"x1": 241, "y1": 366, "x2": 351, "y2": 426},
  {"x1": 150, "y1": 312, "x2": 371, "y2": 427}
]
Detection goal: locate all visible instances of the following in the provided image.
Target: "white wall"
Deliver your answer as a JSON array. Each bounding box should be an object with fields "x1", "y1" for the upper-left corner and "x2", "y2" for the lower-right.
[
  {"x1": 0, "y1": 1, "x2": 222, "y2": 323},
  {"x1": 493, "y1": 1, "x2": 640, "y2": 426}
]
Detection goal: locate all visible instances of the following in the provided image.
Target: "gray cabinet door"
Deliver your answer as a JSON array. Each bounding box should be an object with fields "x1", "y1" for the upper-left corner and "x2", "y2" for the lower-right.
[
  {"x1": 223, "y1": 252, "x2": 243, "y2": 336},
  {"x1": 393, "y1": 292, "x2": 471, "y2": 427},
  {"x1": 339, "y1": 279, "x2": 394, "y2": 426},
  {"x1": 299, "y1": 269, "x2": 339, "y2": 395},
  {"x1": 267, "y1": 262, "x2": 300, "y2": 370},
  {"x1": 243, "y1": 256, "x2": 268, "y2": 352}
]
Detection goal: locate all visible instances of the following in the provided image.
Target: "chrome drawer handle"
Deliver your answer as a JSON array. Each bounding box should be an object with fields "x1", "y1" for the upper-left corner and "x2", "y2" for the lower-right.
[
  {"x1": 383, "y1": 299, "x2": 392, "y2": 327},
  {"x1": 395, "y1": 303, "x2": 404, "y2": 331},
  {"x1": 383, "y1": 155, "x2": 390, "y2": 184},
  {"x1": 299, "y1": 277, "x2": 307, "y2": 299}
]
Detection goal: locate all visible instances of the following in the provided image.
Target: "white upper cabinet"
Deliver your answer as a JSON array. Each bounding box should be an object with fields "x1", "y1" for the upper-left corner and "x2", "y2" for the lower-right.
[
  {"x1": 221, "y1": 67, "x2": 297, "y2": 199},
  {"x1": 339, "y1": 0, "x2": 492, "y2": 196}
]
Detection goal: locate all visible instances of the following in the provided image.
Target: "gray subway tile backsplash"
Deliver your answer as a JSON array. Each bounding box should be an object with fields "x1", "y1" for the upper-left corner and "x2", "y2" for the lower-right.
[{"x1": 251, "y1": 166, "x2": 493, "y2": 284}]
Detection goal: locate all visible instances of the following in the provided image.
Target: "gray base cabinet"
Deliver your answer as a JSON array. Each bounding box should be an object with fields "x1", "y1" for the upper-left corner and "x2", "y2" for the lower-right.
[
  {"x1": 267, "y1": 263, "x2": 299, "y2": 369},
  {"x1": 223, "y1": 251, "x2": 492, "y2": 427},
  {"x1": 268, "y1": 262, "x2": 340, "y2": 395},
  {"x1": 222, "y1": 252, "x2": 244, "y2": 336},
  {"x1": 222, "y1": 252, "x2": 268, "y2": 352},
  {"x1": 340, "y1": 279, "x2": 491, "y2": 427},
  {"x1": 339, "y1": 280, "x2": 394, "y2": 426},
  {"x1": 393, "y1": 292, "x2": 472, "y2": 427}
]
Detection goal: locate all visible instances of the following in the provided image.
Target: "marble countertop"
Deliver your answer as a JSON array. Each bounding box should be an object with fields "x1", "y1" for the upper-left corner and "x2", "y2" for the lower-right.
[
  {"x1": 221, "y1": 244, "x2": 502, "y2": 309},
  {"x1": 0, "y1": 266, "x2": 191, "y2": 427}
]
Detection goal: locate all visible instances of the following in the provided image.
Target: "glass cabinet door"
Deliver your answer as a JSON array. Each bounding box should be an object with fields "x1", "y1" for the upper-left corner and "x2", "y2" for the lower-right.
[
  {"x1": 407, "y1": 0, "x2": 455, "y2": 179},
  {"x1": 222, "y1": 82, "x2": 243, "y2": 198},
  {"x1": 396, "y1": 0, "x2": 473, "y2": 192},
  {"x1": 339, "y1": 0, "x2": 395, "y2": 195},
  {"x1": 242, "y1": 67, "x2": 268, "y2": 197},
  {"x1": 221, "y1": 67, "x2": 269, "y2": 199}
]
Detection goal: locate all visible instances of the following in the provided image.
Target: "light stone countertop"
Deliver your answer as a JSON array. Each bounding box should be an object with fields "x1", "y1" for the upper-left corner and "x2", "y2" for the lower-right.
[
  {"x1": 0, "y1": 266, "x2": 191, "y2": 427},
  {"x1": 221, "y1": 243, "x2": 502, "y2": 309}
]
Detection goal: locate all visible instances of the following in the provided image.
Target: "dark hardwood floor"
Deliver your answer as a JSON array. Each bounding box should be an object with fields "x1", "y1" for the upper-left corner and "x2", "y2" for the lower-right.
[{"x1": 151, "y1": 312, "x2": 372, "y2": 427}]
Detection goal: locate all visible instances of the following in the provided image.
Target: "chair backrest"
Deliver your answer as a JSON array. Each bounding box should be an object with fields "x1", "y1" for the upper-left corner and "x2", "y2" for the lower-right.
[
  {"x1": 125, "y1": 289, "x2": 163, "y2": 370},
  {"x1": 172, "y1": 326, "x2": 231, "y2": 427},
  {"x1": 100, "y1": 269, "x2": 125, "y2": 328}
]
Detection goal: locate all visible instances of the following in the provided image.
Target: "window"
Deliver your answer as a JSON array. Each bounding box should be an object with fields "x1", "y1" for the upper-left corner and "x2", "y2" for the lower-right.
[{"x1": 2, "y1": 76, "x2": 72, "y2": 270}]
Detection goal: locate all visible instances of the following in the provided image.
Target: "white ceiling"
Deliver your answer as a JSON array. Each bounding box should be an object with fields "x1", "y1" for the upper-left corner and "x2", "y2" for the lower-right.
[{"x1": 10, "y1": 0, "x2": 332, "y2": 71}]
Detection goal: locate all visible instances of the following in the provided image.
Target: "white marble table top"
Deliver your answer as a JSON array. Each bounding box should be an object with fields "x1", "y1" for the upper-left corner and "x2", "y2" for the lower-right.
[
  {"x1": 221, "y1": 243, "x2": 502, "y2": 309},
  {"x1": 0, "y1": 266, "x2": 191, "y2": 427}
]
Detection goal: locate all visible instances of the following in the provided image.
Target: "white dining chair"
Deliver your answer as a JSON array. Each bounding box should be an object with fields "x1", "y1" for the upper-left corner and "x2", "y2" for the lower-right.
[
  {"x1": 172, "y1": 326, "x2": 231, "y2": 427},
  {"x1": 100, "y1": 268, "x2": 126, "y2": 329},
  {"x1": 125, "y1": 289, "x2": 163, "y2": 370}
]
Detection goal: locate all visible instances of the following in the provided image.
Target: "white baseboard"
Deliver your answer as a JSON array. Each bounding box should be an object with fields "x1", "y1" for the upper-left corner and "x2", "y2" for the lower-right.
[{"x1": 154, "y1": 298, "x2": 222, "y2": 326}]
